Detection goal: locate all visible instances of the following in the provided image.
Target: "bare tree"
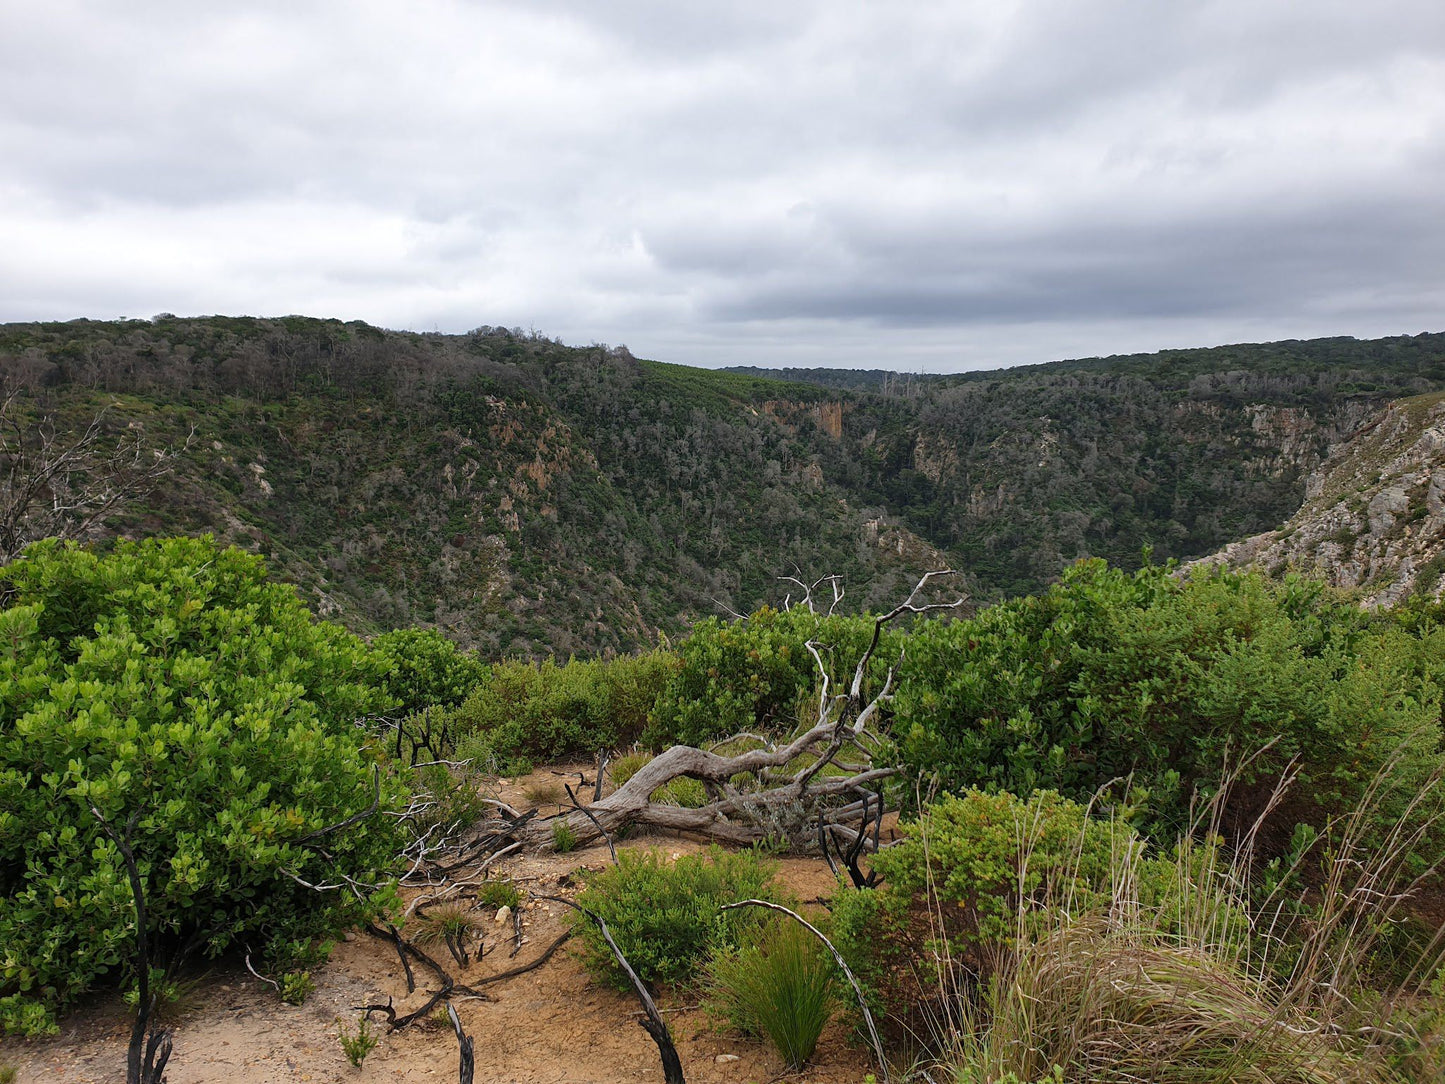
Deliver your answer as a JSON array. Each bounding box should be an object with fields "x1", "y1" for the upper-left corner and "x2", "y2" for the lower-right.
[
  {"x1": 0, "y1": 386, "x2": 191, "y2": 563},
  {"x1": 487, "y1": 570, "x2": 965, "y2": 852}
]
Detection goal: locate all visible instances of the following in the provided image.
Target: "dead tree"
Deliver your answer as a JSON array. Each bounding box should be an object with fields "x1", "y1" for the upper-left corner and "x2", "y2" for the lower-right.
[
  {"x1": 0, "y1": 386, "x2": 191, "y2": 564},
  {"x1": 495, "y1": 571, "x2": 964, "y2": 851}
]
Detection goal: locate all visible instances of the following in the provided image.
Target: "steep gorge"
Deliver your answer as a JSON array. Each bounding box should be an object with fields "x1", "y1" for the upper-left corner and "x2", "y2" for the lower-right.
[{"x1": 4, "y1": 317, "x2": 1444, "y2": 649}]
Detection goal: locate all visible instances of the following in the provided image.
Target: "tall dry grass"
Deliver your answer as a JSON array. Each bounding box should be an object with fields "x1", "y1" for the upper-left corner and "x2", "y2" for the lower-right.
[{"x1": 916, "y1": 754, "x2": 1445, "y2": 1084}]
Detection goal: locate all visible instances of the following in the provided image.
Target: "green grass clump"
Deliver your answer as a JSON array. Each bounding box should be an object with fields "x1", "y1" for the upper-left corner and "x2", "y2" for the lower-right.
[
  {"x1": 707, "y1": 918, "x2": 836, "y2": 1069},
  {"x1": 572, "y1": 847, "x2": 781, "y2": 990},
  {"x1": 407, "y1": 900, "x2": 486, "y2": 951},
  {"x1": 475, "y1": 879, "x2": 522, "y2": 910},
  {"x1": 552, "y1": 820, "x2": 578, "y2": 853}
]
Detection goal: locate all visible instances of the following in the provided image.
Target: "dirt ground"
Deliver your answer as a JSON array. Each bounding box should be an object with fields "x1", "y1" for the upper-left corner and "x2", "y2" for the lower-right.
[{"x1": 0, "y1": 772, "x2": 881, "y2": 1084}]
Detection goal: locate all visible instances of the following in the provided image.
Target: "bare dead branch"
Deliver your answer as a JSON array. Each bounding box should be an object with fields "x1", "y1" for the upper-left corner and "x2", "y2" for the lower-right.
[{"x1": 540, "y1": 897, "x2": 685, "y2": 1084}]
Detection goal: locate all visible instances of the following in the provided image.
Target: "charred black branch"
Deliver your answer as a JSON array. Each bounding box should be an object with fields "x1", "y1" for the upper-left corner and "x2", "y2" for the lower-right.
[
  {"x1": 90, "y1": 806, "x2": 174, "y2": 1084},
  {"x1": 447, "y1": 1003, "x2": 475, "y2": 1084},
  {"x1": 367, "y1": 924, "x2": 417, "y2": 993},
  {"x1": 564, "y1": 782, "x2": 617, "y2": 864},
  {"x1": 539, "y1": 897, "x2": 685, "y2": 1084}
]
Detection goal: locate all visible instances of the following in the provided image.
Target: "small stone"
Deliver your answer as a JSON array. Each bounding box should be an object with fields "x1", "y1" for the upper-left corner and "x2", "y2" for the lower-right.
[
  {"x1": 343, "y1": 931, "x2": 357, "y2": 942},
  {"x1": 498, "y1": 778, "x2": 511, "y2": 786},
  {"x1": 495, "y1": 904, "x2": 512, "y2": 924},
  {"x1": 715, "y1": 1054, "x2": 740, "y2": 1063}
]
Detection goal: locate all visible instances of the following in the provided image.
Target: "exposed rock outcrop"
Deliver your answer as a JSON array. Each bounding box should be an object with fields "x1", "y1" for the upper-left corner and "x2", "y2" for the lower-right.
[{"x1": 1196, "y1": 393, "x2": 1445, "y2": 606}]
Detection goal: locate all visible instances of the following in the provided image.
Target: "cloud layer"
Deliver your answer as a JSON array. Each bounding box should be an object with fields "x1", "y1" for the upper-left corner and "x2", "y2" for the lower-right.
[{"x1": 3, "y1": 1, "x2": 1443, "y2": 370}]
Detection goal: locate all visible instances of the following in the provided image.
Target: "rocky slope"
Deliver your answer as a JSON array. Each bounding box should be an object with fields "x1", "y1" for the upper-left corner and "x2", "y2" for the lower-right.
[{"x1": 1198, "y1": 393, "x2": 1445, "y2": 606}]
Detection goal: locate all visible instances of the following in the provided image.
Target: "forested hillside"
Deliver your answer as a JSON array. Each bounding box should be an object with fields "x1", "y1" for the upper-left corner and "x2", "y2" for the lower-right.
[{"x1": 4, "y1": 317, "x2": 1443, "y2": 651}]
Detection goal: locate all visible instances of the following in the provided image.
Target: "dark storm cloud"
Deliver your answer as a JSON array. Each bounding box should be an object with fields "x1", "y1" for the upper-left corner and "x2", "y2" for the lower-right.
[{"x1": 1, "y1": 1, "x2": 1442, "y2": 370}]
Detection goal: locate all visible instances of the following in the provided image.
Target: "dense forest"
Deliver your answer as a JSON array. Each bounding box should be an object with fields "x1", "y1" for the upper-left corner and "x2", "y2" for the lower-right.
[{"x1": 3, "y1": 317, "x2": 1444, "y2": 653}]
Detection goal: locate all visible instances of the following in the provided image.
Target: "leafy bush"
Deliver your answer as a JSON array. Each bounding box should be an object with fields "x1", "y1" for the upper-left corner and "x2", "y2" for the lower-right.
[
  {"x1": 895, "y1": 561, "x2": 1444, "y2": 851},
  {"x1": 645, "y1": 607, "x2": 901, "y2": 749},
  {"x1": 572, "y1": 847, "x2": 781, "y2": 990},
  {"x1": 369, "y1": 627, "x2": 487, "y2": 718},
  {"x1": 831, "y1": 789, "x2": 1133, "y2": 1009},
  {"x1": 448, "y1": 649, "x2": 677, "y2": 765},
  {"x1": 0, "y1": 537, "x2": 405, "y2": 1034},
  {"x1": 707, "y1": 917, "x2": 837, "y2": 1069}
]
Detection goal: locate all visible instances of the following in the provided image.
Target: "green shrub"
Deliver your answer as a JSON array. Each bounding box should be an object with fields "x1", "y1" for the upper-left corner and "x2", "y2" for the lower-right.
[
  {"x1": 280, "y1": 970, "x2": 315, "y2": 1005},
  {"x1": 403, "y1": 760, "x2": 489, "y2": 841},
  {"x1": 454, "y1": 730, "x2": 533, "y2": 778},
  {"x1": 895, "y1": 561, "x2": 1444, "y2": 852},
  {"x1": 0, "y1": 537, "x2": 405, "y2": 1035},
  {"x1": 832, "y1": 789, "x2": 1132, "y2": 1009},
  {"x1": 707, "y1": 917, "x2": 837, "y2": 1069},
  {"x1": 369, "y1": 627, "x2": 487, "y2": 718},
  {"x1": 572, "y1": 847, "x2": 781, "y2": 990},
  {"x1": 645, "y1": 607, "x2": 900, "y2": 749},
  {"x1": 448, "y1": 649, "x2": 677, "y2": 764}
]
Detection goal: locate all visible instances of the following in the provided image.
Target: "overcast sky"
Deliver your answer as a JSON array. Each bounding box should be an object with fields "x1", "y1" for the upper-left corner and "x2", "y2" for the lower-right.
[{"x1": 2, "y1": 1, "x2": 1443, "y2": 371}]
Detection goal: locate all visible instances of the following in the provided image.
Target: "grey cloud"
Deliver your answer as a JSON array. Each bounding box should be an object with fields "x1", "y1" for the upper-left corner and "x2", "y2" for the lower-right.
[{"x1": 1, "y1": 1, "x2": 1443, "y2": 371}]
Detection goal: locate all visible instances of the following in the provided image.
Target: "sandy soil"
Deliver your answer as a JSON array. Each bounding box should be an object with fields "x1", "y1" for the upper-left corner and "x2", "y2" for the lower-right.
[{"x1": 0, "y1": 772, "x2": 880, "y2": 1084}]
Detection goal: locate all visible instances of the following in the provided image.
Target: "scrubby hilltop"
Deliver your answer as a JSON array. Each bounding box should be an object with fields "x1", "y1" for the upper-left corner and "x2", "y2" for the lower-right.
[{"x1": 4, "y1": 317, "x2": 1444, "y2": 650}]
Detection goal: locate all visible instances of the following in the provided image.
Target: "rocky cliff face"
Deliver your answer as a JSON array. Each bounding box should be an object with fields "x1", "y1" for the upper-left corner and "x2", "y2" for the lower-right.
[{"x1": 1197, "y1": 393, "x2": 1445, "y2": 606}]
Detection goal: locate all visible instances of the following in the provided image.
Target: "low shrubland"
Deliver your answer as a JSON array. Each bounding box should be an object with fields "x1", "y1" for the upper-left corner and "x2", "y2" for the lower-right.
[
  {"x1": 6, "y1": 533, "x2": 1444, "y2": 1084},
  {"x1": 447, "y1": 650, "x2": 677, "y2": 771},
  {"x1": 895, "y1": 560, "x2": 1445, "y2": 861},
  {"x1": 830, "y1": 773, "x2": 1445, "y2": 1083}
]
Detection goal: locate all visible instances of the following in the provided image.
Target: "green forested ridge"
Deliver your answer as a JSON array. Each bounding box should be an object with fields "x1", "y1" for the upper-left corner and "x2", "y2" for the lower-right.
[{"x1": 4, "y1": 316, "x2": 1443, "y2": 651}]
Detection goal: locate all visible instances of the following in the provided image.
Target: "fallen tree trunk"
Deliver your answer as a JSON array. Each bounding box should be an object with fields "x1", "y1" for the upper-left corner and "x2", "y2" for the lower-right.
[{"x1": 496, "y1": 571, "x2": 964, "y2": 851}]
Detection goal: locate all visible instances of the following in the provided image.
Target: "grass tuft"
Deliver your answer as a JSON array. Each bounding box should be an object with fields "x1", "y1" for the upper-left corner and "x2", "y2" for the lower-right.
[{"x1": 707, "y1": 917, "x2": 836, "y2": 1069}]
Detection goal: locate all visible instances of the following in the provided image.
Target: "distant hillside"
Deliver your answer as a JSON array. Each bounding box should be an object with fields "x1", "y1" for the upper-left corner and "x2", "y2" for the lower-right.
[
  {"x1": 1199, "y1": 391, "x2": 1445, "y2": 606},
  {"x1": 3, "y1": 318, "x2": 1444, "y2": 650}
]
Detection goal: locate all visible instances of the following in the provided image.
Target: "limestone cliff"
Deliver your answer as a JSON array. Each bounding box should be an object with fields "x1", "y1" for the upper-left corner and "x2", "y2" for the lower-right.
[{"x1": 1197, "y1": 393, "x2": 1445, "y2": 606}]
